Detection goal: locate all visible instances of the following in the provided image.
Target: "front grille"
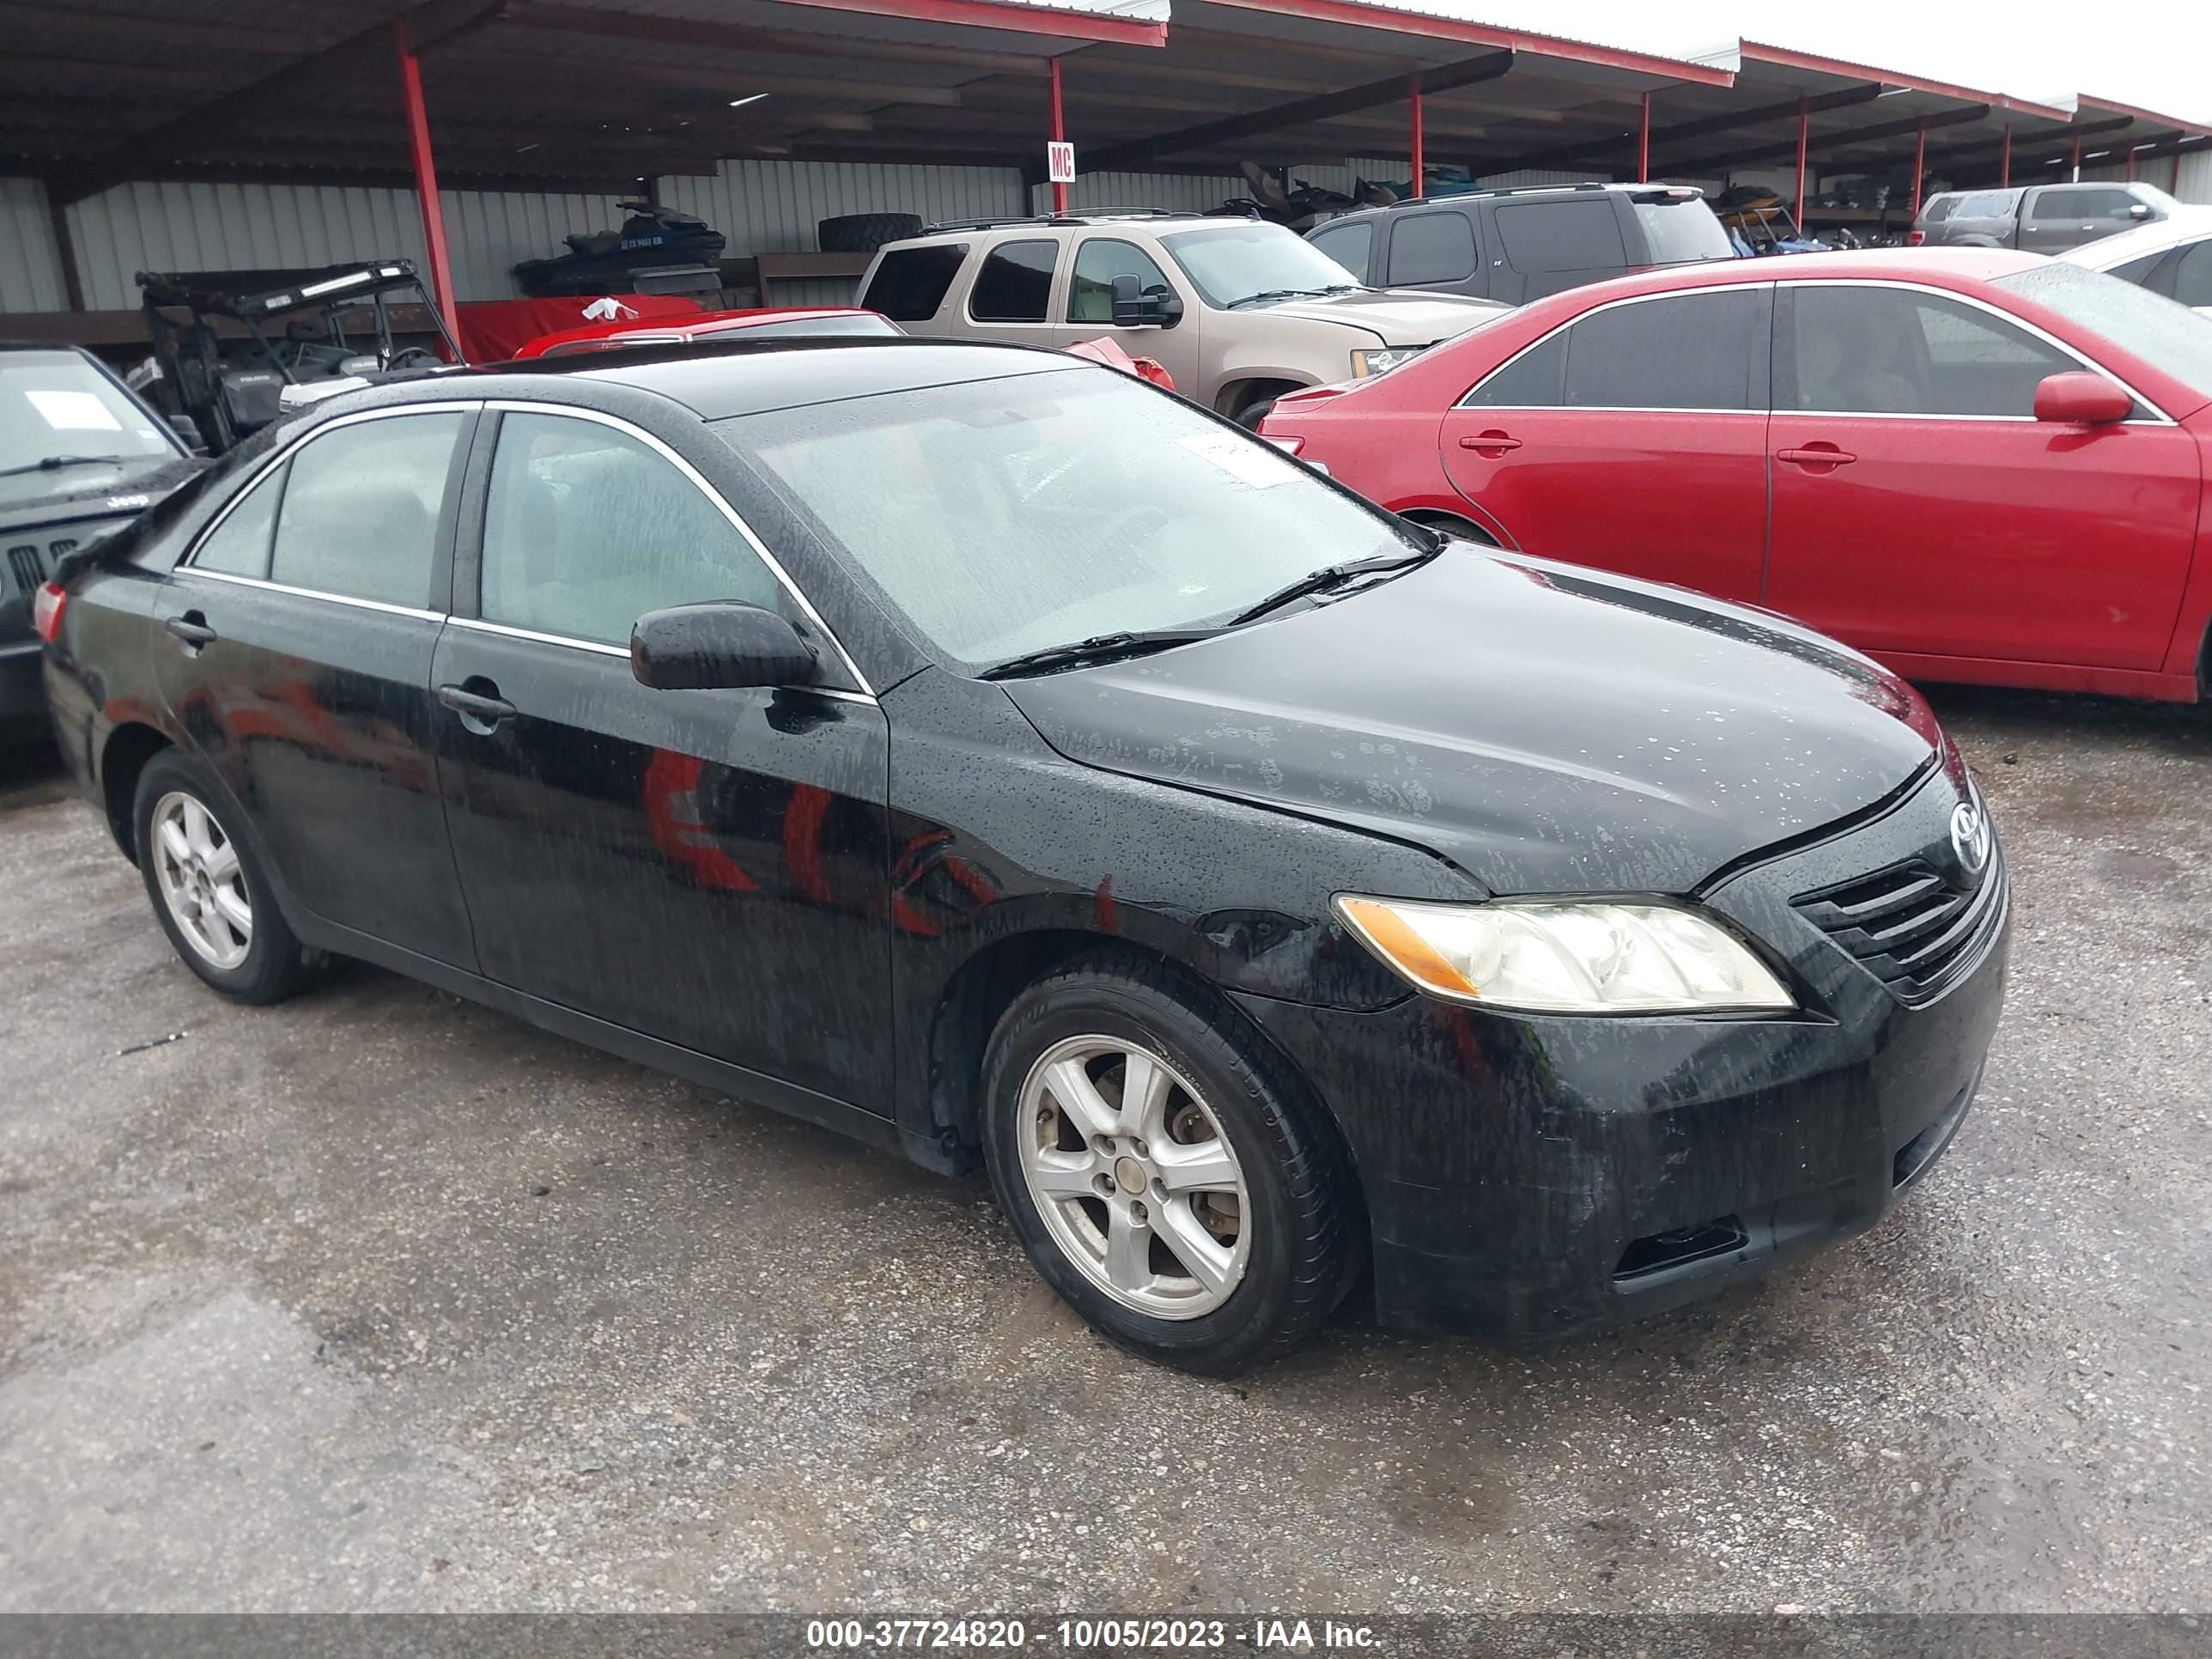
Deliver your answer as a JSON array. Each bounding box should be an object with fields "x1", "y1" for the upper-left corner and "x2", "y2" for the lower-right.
[{"x1": 1793, "y1": 854, "x2": 2006, "y2": 1005}]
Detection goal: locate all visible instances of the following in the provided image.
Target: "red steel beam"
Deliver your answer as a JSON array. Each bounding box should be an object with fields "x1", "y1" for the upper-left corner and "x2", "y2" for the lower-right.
[
  {"x1": 1198, "y1": 0, "x2": 1732, "y2": 84},
  {"x1": 1638, "y1": 91, "x2": 1650, "y2": 182},
  {"x1": 2000, "y1": 123, "x2": 2010, "y2": 185},
  {"x1": 1911, "y1": 118, "x2": 1924, "y2": 216},
  {"x1": 1794, "y1": 96, "x2": 1808, "y2": 216},
  {"x1": 393, "y1": 19, "x2": 461, "y2": 349},
  {"x1": 773, "y1": 0, "x2": 1164, "y2": 47},
  {"x1": 1050, "y1": 55, "x2": 1067, "y2": 214},
  {"x1": 1408, "y1": 73, "x2": 1422, "y2": 197}
]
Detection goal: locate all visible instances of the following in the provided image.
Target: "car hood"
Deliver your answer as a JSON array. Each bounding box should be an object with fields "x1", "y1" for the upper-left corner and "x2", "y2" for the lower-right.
[
  {"x1": 0, "y1": 455, "x2": 203, "y2": 533},
  {"x1": 1000, "y1": 552, "x2": 1940, "y2": 896},
  {"x1": 1254, "y1": 289, "x2": 1509, "y2": 342}
]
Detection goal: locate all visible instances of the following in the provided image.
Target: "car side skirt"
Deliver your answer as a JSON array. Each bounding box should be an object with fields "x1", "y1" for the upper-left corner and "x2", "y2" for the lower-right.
[
  {"x1": 1868, "y1": 647, "x2": 2200, "y2": 703},
  {"x1": 290, "y1": 912, "x2": 965, "y2": 1178}
]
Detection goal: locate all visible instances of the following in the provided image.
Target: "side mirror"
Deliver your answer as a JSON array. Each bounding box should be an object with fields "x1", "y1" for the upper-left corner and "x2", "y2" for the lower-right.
[
  {"x1": 2033, "y1": 372, "x2": 2131, "y2": 427},
  {"x1": 2128, "y1": 202, "x2": 2154, "y2": 221},
  {"x1": 630, "y1": 601, "x2": 817, "y2": 691},
  {"x1": 1109, "y1": 273, "x2": 1183, "y2": 329}
]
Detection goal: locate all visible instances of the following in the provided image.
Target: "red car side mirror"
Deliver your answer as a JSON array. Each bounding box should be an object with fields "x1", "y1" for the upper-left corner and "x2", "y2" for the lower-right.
[{"x1": 2033, "y1": 372, "x2": 2131, "y2": 426}]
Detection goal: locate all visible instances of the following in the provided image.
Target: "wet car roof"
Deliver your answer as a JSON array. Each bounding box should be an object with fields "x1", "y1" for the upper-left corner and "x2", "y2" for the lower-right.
[{"x1": 483, "y1": 337, "x2": 1079, "y2": 421}]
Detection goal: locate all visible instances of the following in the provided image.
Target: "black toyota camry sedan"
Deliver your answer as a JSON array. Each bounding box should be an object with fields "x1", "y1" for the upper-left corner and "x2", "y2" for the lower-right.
[{"x1": 36, "y1": 339, "x2": 2008, "y2": 1372}]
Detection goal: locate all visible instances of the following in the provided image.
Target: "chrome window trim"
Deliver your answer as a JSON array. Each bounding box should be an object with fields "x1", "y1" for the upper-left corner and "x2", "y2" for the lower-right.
[
  {"x1": 179, "y1": 566, "x2": 444, "y2": 623},
  {"x1": 1454, "y1": 281, "x2": 1775, "y2": 414},
  {"x1": 1454, "y1": 276, "x2": 2176, "y2": 425},
  {"x1": 481, "y1": 400, "x2": 875, "y2": 696},
  {"x1": 180, "y1": 400, "x2": 484, "y2": 576},
  {"x1": 442, "y1": 615, "x2": 880, "y2": 705}
]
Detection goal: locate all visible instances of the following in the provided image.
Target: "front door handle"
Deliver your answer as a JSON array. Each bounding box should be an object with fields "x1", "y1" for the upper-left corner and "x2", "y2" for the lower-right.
[
  {"x1": 165, "y1": 611, "x2": 216, "y2": 649},
  {"x1": 1776, "y1": 445, "x2": 1857, "y2": 471},
  {"x1": 1458, "y1": 430, "x2": 1523, "y2": 454},
  {"x1": 437, "y1": 681, "x2": 516, "y2": 734}
]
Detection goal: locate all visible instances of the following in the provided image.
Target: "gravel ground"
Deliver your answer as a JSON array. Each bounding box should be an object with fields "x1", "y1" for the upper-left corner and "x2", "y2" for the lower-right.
[{"x1": 0, "y1": 684, "x2": 2206, "y2": 1615}]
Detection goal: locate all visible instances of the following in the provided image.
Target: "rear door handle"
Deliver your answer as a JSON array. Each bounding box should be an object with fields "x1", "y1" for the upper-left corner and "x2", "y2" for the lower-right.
[
  {"x1": 165, "y1": 611, "x2": 216, "y2": 649},
  {"x1": 1458, "y1": 431, "x2": 1522, "y2": 453},
  {"x1": 436, "y1": 682, "x2": 516, "y2": 733},
  {"x1": 1776, "y1": 446, "x2": 1857, "y2": 468}
]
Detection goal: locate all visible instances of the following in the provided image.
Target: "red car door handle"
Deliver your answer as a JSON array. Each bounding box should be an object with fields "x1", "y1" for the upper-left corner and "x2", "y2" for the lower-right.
[
  {"x1": 1458, "y1": 431, "x2": 1522, "y2": 453},
  {"x1": 1776, "y1": 445, "x2": 1857, "y2": 468}
]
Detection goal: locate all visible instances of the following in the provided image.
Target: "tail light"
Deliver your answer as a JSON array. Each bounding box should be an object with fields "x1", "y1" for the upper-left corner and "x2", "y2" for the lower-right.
[
  {"x1": 32, "y1": 580, "x2": 65, "y2": 643},
  {"x1": 1905, "y1": 230, "x2": 1926, "y2": 246}
]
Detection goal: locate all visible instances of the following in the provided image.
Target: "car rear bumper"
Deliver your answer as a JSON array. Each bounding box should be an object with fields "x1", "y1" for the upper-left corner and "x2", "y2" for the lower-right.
[{"x1": 1233, "y1": 768, "x2": 2011, "y2": 1340}]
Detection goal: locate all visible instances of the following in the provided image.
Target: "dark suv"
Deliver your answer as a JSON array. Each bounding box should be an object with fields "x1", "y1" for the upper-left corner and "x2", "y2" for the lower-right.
[
  {"x1": 3, "y1": 343, "x2": 200, "y2": 741},
  {"x1": 1911, "y1": 181, "x2": 2175, "y2": 254},
  {"x1": 1306, "y1": 182, "x2": 1733, "y2": 305}
]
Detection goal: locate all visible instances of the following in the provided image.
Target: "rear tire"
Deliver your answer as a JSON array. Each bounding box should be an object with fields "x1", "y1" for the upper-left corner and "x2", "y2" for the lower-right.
[
  {"x1": 817, "y1": 213, "x2": 925, "y2": 253},
  {"x1": 981, "y1": 953, "x2": 1358, "y2": 1374},
  {"x1": 134, "y1": 752, "x2": 322, "y2": 1005}
]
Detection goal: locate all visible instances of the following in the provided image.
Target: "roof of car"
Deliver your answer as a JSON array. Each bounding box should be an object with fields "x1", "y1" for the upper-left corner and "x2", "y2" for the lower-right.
[
  {"x1": 1542, "y1": 246, "x2": 2047, "y2": 307},
  {"x1": 486, "y1": 337, "x2": 1085, "y2": 421},
  {"x1": 2061, "y1": 205, "x2": 2212, "y2": 267}
]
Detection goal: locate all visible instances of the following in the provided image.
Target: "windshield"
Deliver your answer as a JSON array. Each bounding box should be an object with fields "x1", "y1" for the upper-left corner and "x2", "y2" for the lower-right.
[
  {"x1": 1633, "y1": 201, "x2": 1733, "y2": 264},
  {"x1": 725, "y1": 366, "x2": 1416, "y2": 669},
  {"x1": 2, "y1": 350, "x2": 180, "y2": 497},
  {"x1": 1157, "y1": 222, "x2": 1363, "y2": 307},
  {"x1": 1993, "y1": 260, "x2": 2212, "y2": 404}
]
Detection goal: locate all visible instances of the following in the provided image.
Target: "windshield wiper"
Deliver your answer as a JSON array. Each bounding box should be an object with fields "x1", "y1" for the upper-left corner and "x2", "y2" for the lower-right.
[
  {"x1": 1228, "y1": 548, "x2": 1437, "y2": 626},
  {"x1": 979, "y1": 628, "x2": 1218, "y2": 681},
  {"x1": 1224, "y1": 287, "x2": 1334, "y2": 310},
  {"x1": 0, "y1": 453, "x2": 133, "y2": 480}
]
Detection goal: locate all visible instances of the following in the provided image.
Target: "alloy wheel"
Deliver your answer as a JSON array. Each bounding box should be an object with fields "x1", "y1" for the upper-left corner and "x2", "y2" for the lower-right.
[
  {"x1": 1016, "y1": 1034, "x2": 1251, "y2": 1319},
  {"x1": 150, "y1": 791, "x2": 252, "y2": 971}
]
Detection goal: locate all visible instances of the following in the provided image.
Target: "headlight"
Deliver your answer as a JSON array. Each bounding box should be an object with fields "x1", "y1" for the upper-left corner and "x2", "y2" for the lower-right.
[
  {"x1": 1333, "y1": 895, "x2": 1795, "y2": 1014},
  {"x1": 1349, "y1": 345, "x2": 1427, "y2": 378}
]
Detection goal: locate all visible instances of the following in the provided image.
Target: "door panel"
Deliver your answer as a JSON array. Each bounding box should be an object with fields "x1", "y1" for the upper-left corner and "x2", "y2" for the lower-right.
[
  {"x1": 1765, "y1": 283, "x2": 2200, "y2": 668},
  {"x1": 1057, "y1": 235, "x2": 1201, "y2": 395},
  {"x1": 434, "y1": 407, "x2": 892, "y2": 1107},
  {"x1": 153, "y1": 410, "x2": 477, "y2": 966},
  {"x1": 431, "y1": 628, "x2": 892, "y2": 1104},
  {"x1": 1437, "y1": 286, "x2": 1772, "y2": 601}
]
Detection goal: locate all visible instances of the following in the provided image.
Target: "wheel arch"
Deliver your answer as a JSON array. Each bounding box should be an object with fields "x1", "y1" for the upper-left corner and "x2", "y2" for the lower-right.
[
  {"x1": 1212, "y1": 375, "x2": 1308, "y2": 421},
  {"x1": 100, "y1": 722, "x2": 173, "y2": 864}
]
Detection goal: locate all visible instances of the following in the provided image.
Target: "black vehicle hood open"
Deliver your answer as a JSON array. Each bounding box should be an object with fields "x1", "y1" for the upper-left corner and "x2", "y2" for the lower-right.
[{"x1": 1000, "y1": 552, "x2": 1940, "y2": 896}]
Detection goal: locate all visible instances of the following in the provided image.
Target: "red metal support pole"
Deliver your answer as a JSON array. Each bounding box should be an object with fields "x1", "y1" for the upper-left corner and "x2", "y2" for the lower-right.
[
  {"x1": 1999, "y1": 123, "x2": 2011, "y2": 186},
  {"x1": 393, "y1": 20, "x2": 460, "y2": 351},
  {"x1": 1638, "y1": 91, "x2": 1650, "y2": 182},
  {"x1": 1049, "y1": 56, "x2": 1067, "y2": 215},
  {"x1": 1792, "y1": 96, "x2": 1808, "y2": 220},
  {"x1": 1910, "y1": 118, "x2": 1924, "y2": 218},
  {"x1": 1408, "y1": 74, "x2": 1423, "y2": 199}
]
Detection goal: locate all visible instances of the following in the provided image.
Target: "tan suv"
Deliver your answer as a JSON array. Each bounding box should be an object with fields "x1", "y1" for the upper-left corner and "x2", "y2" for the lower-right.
[{"x1": 858, "y1": 210, "x2": 1508, "y2": 425}]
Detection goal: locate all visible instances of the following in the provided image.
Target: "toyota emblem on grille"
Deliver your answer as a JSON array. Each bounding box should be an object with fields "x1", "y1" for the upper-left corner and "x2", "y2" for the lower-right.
[{"x1": 1949, "y1": 801, "x2": 1991, "y2": 878}]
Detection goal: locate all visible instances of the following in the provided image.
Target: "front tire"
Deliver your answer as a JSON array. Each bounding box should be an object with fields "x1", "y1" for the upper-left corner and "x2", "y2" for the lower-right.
[
  {"x1": 134, "y1": 752, "x2": 321, "y2": 1005},
  {"x1": 981, "y1": 954, "x2": 1358, "y2": 1373}
]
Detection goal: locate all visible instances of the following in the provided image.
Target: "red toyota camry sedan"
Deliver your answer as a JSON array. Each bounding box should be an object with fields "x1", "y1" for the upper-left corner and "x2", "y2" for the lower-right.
[{"x1": 1260, "y1": 250, "x2": 2212, "y2": 702}]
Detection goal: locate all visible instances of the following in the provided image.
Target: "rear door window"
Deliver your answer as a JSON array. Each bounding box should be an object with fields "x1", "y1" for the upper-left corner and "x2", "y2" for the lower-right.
[
  {"x1": 1559, "y1": 289, "x2": 1768, "y2": 410},
  {"x1": 860, "y1": 245, "x2": 969, "y2": 323},
  {"x1": 269, "y1": 412, "x2": 464, "y2": 608},
  {"x1": 191, "y1": 464, "x2": 285, "y2": 578},
  {"x1": 1632, "y1": 200, "x2": 1733, "y2": 264},
  {"x1": 1462, "y1": 332, "x2": 1565, "y2": 408},
  {"x1": 968, "y1": 239, "x2": 1059, "y2": 324},
  {"x1": 1493, "y1": 199, "x2": 1627, "y2": 273},
  {"x1": 1385, "y1": 211, "x2": 1477, "y2": 286},
  {"x1": 1307, "y1": 220, "x2": 1374, "y2": 283}
]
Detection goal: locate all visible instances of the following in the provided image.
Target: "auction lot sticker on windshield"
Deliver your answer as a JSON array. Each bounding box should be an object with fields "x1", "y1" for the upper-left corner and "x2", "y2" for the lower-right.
[
  {"x1": 27, "y1": 389, "x2": 125, "y2": 432},
  {"x1": 1178, "y1": 428, "x2": 1299, "y2": 489}
]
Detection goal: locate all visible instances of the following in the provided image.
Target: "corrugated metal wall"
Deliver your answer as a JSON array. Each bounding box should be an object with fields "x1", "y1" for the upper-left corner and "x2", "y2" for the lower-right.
[
  {"x1": 2171, "y1": 151, "x2": 2210, "y2": 204},
  {"x1": 59, "y1": 179, "x2": 628, "y2": 310},
  {"x1": 0, "y1": 177, "x2": 66, "y2": 312}
]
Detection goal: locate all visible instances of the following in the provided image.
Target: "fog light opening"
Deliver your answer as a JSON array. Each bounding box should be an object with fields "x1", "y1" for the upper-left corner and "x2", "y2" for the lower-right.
[{"x1": 1613, "y1": 1216, "x2": 1748, "y2": 1284}]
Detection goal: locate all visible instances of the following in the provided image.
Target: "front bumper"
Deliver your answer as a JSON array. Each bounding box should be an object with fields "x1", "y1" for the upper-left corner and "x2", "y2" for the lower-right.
[{"x1": 1237, "y1": 768, "x2": 2010, "y2": 1339}]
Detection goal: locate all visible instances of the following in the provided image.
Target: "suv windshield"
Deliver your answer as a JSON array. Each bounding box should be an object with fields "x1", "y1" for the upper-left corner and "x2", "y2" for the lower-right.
[
  {"x1": 2, "y1": 350, "x2": 181, "y2": 499},
  {"x1": 726, "y1": 365, "x2": 1417, "y2": 669},
  {"x1": 1993, "y1": 260, "x2": 2212, "y2": 404},
  {"x1": 1156, "y1": 222, "x2": 1363, "y2": 307}
]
